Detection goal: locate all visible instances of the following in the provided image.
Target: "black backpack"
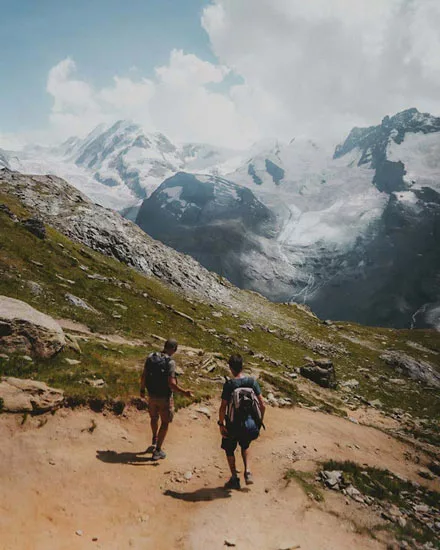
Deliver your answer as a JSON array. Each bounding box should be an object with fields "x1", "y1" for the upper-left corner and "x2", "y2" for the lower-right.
[{"x1": 144, "y1": 353, "x2": 171, "y2": 397}]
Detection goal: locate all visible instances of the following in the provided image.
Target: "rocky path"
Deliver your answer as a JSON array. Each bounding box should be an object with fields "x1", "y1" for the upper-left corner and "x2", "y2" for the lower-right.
[{"x1": 1, "y1": 404, "x2": 437, "y2": 550}]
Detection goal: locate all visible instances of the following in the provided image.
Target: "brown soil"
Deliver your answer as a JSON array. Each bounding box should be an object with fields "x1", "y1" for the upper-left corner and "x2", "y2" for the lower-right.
[{"x1": 0, "y1": 404, "x2": 437, "y2": 550}]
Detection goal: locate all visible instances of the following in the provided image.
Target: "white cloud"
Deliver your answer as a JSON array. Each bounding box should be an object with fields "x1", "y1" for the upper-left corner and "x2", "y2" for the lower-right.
[
  {"x1": 202, "y1": 0, "x2": 440, "y2": 142},
  {"x1": 4, "y1": 1, "x2": 440, "y2": 151},
  {"x1": 39, "y1": 49, "x2": 257, "y2": 149}
]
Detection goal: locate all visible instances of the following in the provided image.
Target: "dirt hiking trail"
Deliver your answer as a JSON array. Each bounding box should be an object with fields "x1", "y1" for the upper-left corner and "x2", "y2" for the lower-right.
[{"x1": 0, "y1": 404, "x2": 437, "y2": 550}]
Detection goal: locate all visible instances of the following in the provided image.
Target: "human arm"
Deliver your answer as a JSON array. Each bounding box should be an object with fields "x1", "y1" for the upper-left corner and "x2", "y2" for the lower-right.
[
  {"x1": 140, "y1": 367, "x2": 146, "y2": 398},
  {"x1": 258, "y1": 394, "x2": 266, "y2": 422},
  {"x1": 218, "y1": 399, "x2": 228, "y2": 436},
  {"x1": 168, "y1": 376, "x2": 193, "y2": 398}
]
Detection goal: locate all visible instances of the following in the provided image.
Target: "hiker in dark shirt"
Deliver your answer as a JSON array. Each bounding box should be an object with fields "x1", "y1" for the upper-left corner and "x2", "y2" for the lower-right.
[
  {"x1": 218, "y1": 354, "x2": 266, "y2": 489},
  {"x1": 140, "y1": 339, "x2": 193, "y2": 461}
]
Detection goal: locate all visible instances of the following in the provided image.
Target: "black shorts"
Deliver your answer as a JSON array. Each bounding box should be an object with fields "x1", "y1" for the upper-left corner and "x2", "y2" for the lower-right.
[{"x1": 221, "y1": 435, "x2": 252, "y2": 456}]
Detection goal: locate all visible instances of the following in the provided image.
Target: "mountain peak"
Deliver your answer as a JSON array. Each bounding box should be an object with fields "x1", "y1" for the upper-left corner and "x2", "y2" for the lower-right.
[{"x1": 334, "y1": 108, "x2": 440, "y2": 160}]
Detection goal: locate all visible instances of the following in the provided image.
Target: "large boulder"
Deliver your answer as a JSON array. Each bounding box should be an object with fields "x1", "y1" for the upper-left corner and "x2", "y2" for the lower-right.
[
  {"x1": 300, "y1": 358, "x2": 337, "y2": 388},
  {"x1": 380, "y1": 352, "x2": 440, "y2": 388},
  {"x1": 0, "y1": 377, "x2": 64, "y2": 413},
  {"x1": 0, "y1": 296, "x2": 66, "y2": 358}
]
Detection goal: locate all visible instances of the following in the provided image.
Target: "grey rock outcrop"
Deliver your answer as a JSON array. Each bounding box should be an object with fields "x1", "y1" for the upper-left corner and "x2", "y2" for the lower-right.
[
  {"x1": 0, "y1": 296, "x2": 66, "y2": 358},
  {"x1": 0, "y1": 170, "x2": 239, "y2": 308},
  {"x1": 300, "y1": 358, "x2": 337, "y2": 388},
  {"x1": 20, "y1": 218, "x2": 46, "y2": 239},
  {"x1": 380, "y1": 351, "x2": 440, "y2": 388},
  {"x1": 0, "y1": 377, "x2": 64, "y2": 412}
]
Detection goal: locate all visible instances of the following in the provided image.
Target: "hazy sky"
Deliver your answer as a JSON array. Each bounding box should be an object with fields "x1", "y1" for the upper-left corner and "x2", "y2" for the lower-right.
[{"x1": 1, "y1": 0, "x2": 440, "y2": 149}]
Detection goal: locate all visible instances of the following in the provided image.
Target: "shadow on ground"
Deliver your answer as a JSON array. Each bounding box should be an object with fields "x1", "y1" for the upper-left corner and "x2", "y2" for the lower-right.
[
  {"x1": 96, "y1": 449, "x2": 158, "y2": 466},
  {"x1": 164, "y1": 486, "x2": 240, "y2": 502}
]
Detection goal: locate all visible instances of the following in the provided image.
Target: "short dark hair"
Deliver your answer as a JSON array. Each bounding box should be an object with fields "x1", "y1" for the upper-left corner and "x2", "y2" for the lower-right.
[
  {"x1": 164, "y1": 339, "x2": 178, "y2": 352},
  {"x1": 228, "y1": 354, "x2": 243, "y2": 373}
]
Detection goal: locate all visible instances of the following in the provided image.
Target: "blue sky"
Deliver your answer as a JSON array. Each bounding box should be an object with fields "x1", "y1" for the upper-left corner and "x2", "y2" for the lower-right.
[
  {"x1": 0, "y1": 0, "x2": 212, "y2": 133},
  {"x1": 1, "y1": 0, "x2": 439, "y2": 149}
]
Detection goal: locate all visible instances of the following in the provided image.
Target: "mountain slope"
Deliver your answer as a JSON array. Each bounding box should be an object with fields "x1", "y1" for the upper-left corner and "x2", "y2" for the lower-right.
[{"x1": 136, "y1": 172, "x2": 278, "y2": 288}]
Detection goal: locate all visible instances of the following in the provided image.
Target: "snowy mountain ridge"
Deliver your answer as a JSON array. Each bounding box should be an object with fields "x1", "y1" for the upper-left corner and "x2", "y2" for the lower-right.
[
  {"x1": 7, "y1": 121, "x2": 246, "y2": 211},
  {"x1": 3, "y1": 107, "x2": 440, "y2": 329}
]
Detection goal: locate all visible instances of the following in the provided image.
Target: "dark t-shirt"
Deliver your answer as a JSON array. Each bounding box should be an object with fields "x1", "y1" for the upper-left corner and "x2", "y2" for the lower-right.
[
  {"x1": 147, "y1": 352, "x2": 176, "y2": 398},
  {"x1": 221, "y1": 376, "x2": 262, "y2": 402}
]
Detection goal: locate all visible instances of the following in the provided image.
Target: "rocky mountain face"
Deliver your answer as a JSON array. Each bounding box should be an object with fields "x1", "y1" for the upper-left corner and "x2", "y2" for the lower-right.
[
  {"x1": 306, "y1": 109, "x2": 440, "y2": 328},
  {"x1": 136, "y1": 172, "x2": 278, "y2": 288},
  {"x1": 0, "y1": 168, "x2": 239, "y2": 308}
]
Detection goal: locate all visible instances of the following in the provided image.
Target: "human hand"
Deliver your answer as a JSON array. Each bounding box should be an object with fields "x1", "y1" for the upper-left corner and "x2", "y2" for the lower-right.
[{"x1": 219, "y1": 425, "x2": 228, "y2": 437}]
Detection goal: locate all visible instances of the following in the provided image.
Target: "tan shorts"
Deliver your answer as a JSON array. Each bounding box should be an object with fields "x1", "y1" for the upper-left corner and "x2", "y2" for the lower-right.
[{"x1": 148, "y1": 396, "x2": 174, "y2": 423}]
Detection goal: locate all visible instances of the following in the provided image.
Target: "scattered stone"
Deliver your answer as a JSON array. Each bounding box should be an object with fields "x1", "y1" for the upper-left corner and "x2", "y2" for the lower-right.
[
  {"x1": 320, "y1": 470, "x2": 343, "y2": 490},
  {"x1": 345, "y1": 484, "x2": 364, "y2": 503},
  {"x1": 65, "y1": 293, "x2": 97, "y2": 313},
  {"x1": 30, "y1": 260, "x2": 43, "y2": 268},
  {"x1": 224, "y1": 540, "x2": 236, "y2": 547},
  {"x1": 0, "y1": 203, "x2": 18, "y2": 221},
  {"x1": 22, "y1": 355, "x2": 33, "y2": 362},
  {"x1": 212, "y1": 311, "x2": 223, "y2": 318},
  {"x1": 380, "y1": 351, "x2": 440, "y2": 388},
  {"x1": 64, "y1": 358, "x2": 81, "y2": 366},
  {"x1": 0, "y1": 353, "x2": 9, "y2": 360},
  {"x1": 184, "y1": 471, "x2": 193, "y2": 481},
  {"x1": 418, "y1": 469, "x2": 435, "y2": 481},
  {"x1": 112, "y1": 313, "x2": 122, "y2": 319},
  {"x1": 369, "y1": 399, "x2": 383, "y2": 408},
  {"x1": 389, "y1": 378, "x2": 406, "y2": 386},
  {"x1": 195, "y1": 407, "x2": 211, "y2": 419},
  {"x1": 341, "y1": 379, "x2": 359, "y2": 388},
  {"x1": 240, "y1": 323, "x2": 254, "y2": 331},
  {"x1": 414, "y1": 504, "x2": 430, "y2": 514},
  {"x1": 86, "y1": 379, "x2": 106, "y2": 388},
  {"x1": 75, "y1": 530, "x2": 83, "y2": 537},
  {"x1": 0, "y1": 377, "x2": 64, "y2": 412},
  {"x1": 26, "y1": 281, "x2": 43, "y2": 296},
  {"x1": 20, "y1": 218, "x2": 46, "y2": 239},
  {"x1": 267, "y1": 392, "x2": 279, "y2": 407},
  {"x1": 65, "y1": 334, "x2": 82, "y2": 354},
  {"x1": 0, "y1": 296, "x2": 66, "y2": 358},
  {"x1": 56, "y1": 274, "x2": 75, "y2": 285},
  {"x1": 87, "y1": 273, "x2": 108, "y2": 281}
]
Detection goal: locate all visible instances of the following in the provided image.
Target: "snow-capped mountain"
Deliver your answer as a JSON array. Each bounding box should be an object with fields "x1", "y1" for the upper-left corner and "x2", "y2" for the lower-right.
[
  {"x1": 136, "y1": 172, "x2": 278, "y2": 288},
  {"x1": 3, "y1": 107, "x2": 440, "y2": 329},
  {"x1": 134, "y1": 108, "x2": 440, "y2": 330},
  {"x1": 8, "y1": 121, "x2": 245, "y2": 212}
]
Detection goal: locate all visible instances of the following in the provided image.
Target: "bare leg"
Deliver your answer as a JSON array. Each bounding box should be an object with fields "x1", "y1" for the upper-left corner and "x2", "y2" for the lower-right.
[
  {"x1": 156, "y1": 421, "x2": 169, "y2": 450},
  {"x1": 226, "y1": 454, "x2": 238, "y2": 477},
  {"x1": 150, "y1": 417, "x2": 159, "y2": 443},
  {"x1": 241, "y1": 447, "x2": 250, "y2": 473}
]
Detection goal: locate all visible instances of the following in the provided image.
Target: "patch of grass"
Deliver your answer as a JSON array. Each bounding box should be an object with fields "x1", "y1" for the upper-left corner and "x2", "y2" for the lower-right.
[
  {"x1": 322, "y1": 460, "x2": 440, "y2": 548},
  {"x1": 284, "y1": 469, "x2": 324, "y2": 502}
]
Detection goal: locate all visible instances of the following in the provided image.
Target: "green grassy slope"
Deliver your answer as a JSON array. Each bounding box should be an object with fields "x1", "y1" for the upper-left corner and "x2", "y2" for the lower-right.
[{"x1": 0, "y1": 189, "x2": 439, "y2": 431}]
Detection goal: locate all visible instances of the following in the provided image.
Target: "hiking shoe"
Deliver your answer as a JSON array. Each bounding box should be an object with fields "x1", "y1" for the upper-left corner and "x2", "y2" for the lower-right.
[
  {"x1": 224, "y1": 476, "x2": 241, "y2": 490},
  {"x1": 152, "y1": 449, "x2": 166, "y2": 461},
  {"x1": 244, "y1": 471, "x2": 254, "y2": 485}
]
